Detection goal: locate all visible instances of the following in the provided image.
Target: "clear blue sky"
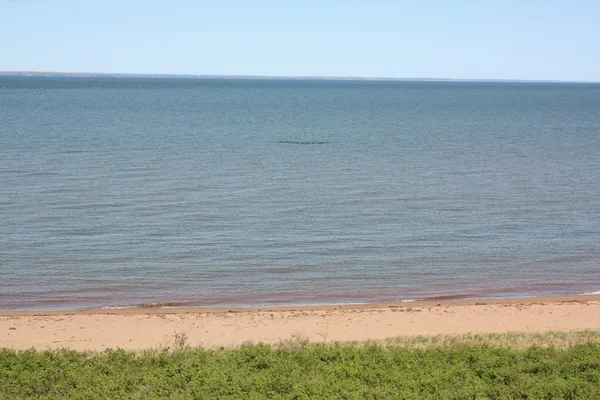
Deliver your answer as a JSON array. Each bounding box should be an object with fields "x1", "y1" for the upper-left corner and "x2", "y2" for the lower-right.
[{"x1": 1, "y1": 0, "x2": 599, "y2": 81}]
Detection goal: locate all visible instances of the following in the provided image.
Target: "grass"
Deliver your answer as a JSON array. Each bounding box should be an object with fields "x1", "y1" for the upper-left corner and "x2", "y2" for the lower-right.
[
  {"x1": 1, "y1": 331, "x2": 600, "y2": 399},
  {"x1": 379, "y1": 330, "x2": 600, "y2": 350}
]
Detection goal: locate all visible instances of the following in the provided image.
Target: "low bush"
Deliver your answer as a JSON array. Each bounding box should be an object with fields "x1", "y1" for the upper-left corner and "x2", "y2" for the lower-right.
[{"x1": 2, "y1": 333, "x2": 600, "y2": 399}]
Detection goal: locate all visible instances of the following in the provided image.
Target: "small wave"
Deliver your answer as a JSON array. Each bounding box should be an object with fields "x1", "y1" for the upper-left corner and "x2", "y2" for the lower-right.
[
  {"x1": 278, "y1": 140, "x2": 329, "y2": 145},
  {"x1": 581, "y1": 291, "x2": 600, "y2": 295},
  {"x1": 101, "y1": 302, "x2": 190, "y2": 310},
  {"x1": 416, "y1": 293, "x2": 474, "y2": 302}
]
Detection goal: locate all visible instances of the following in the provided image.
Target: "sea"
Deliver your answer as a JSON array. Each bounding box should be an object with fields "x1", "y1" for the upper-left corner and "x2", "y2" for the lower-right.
[{"x1": 1, "y1": 76, "x2": 599, "y2": 311}]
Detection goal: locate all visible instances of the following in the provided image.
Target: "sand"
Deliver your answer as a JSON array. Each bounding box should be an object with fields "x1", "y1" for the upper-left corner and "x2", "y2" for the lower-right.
[{"x1": 1, "y1": 295, "x2": 600, "y2": 351}]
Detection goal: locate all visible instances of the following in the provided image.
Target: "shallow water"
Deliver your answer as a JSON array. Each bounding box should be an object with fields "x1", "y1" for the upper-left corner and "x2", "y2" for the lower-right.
[{"x1": 1, "y1": 76, "x2": 600, "y2": 310}]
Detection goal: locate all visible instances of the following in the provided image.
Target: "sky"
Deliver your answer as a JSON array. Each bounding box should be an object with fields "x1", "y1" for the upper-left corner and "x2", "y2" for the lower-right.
[{"x1": 1, "y1": 0, "x2": 599, "y2": 81}]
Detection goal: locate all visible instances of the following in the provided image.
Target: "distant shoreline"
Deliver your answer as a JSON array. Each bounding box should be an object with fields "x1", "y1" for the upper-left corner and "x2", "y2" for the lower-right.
[{"x1": 1, "y1": 71, "x2": 598, "y2": 84}]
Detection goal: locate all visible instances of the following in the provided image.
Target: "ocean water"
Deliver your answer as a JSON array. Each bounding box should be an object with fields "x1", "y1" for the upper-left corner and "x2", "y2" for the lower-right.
[{"x1": 1, "y1": 76, "x2": 599, "y2": 310}]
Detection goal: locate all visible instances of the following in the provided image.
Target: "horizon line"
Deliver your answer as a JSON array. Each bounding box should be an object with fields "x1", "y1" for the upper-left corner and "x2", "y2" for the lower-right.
[{"x1": 1, "y1": 70, "x2": 599, "y2": 84}]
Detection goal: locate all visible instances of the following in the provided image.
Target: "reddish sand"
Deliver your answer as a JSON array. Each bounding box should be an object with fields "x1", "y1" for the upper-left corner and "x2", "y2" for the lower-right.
[{"x1": 1, "y1": 295, "x2": 600, "y2": 351}]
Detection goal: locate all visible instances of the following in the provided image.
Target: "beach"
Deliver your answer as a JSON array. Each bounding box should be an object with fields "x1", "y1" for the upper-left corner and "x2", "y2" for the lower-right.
[{"x1": 2, "y1": 295, "x2": 600, "y2": 351}]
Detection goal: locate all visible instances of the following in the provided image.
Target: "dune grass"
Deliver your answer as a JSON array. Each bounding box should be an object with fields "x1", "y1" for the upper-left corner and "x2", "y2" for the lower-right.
[
  {"x1": 2, "y1": 331, "x2": 600, "y2": 399},
  {"x1": 378, "y1": 330, "x2": 600, "y2": 350}
]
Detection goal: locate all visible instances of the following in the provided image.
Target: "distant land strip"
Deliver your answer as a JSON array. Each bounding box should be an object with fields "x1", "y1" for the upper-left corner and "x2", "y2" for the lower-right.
[{"x1": 1, "y1": 71, "x2": 598, "y2": 84}]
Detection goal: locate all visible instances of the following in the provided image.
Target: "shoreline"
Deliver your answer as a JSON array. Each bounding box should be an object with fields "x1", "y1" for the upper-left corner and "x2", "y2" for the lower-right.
[
  {"x1": 2, "y1": 293, "x2": 600, "y2": 317},
  {"x1": 2, "y1": 294, "x2": 600, "y2": 351},
  {"x1": 4, "y1": 283, "x2": 600, "y2": 312}
]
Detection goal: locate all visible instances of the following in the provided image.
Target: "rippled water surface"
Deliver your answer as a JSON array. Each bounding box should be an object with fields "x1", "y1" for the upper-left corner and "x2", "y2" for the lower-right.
[{"x1": 1, "y1": 76, "x2": 599, "y2": 310}]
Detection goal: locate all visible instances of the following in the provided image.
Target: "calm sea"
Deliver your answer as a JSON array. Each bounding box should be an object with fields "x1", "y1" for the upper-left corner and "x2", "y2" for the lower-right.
[{"x1": 1, "y1": 76, "x2": 599, "y2": 310}]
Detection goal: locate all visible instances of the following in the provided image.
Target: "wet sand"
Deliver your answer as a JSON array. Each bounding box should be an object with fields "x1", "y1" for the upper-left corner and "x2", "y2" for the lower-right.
[{"x1": 1, "y1": 295, "x2": 600, "y2": 351}]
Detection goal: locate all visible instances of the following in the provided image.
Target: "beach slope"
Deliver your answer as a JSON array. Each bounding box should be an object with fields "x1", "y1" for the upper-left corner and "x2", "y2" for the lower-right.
[{"x1": 2, "y1": 295, "x2": 600, "y2": 351}]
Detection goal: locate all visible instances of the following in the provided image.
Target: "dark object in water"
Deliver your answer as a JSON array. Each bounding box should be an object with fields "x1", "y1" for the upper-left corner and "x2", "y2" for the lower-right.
[{"x1": 278, "y1": 140, "x2": 329, "y2": 145}]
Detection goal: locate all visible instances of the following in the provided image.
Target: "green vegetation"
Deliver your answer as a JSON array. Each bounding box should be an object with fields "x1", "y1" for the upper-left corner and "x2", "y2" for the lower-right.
[{"x1": 2, "y1": 332, "x2": 600, "y2": 399}]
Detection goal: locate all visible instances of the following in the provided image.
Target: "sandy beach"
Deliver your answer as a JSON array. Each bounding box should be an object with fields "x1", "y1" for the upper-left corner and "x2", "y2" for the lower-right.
[{"x1": 1, "y1": 295, "x2": 600, "y2": 351}]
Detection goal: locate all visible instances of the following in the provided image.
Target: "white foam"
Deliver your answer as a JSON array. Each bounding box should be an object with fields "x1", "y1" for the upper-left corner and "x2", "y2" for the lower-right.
[
  {"x1": 100, "y1": 304, "x2": 180, "y2": 310},
  {"x1": 581, "y1": 290, "x2": 600, "y2": 295}
]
